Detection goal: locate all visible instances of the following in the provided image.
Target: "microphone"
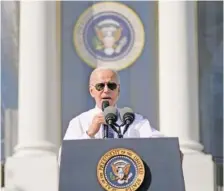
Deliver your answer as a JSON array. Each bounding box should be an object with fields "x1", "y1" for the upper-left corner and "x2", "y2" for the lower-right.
[
  {"x1": 103, "y1": 106, "x2": 118, "y2": 125},
  {"x1": 102, "y1": 100, "x2": 110, "y2": 111},
  {"x1": 102, "y1": 101, "x2": 110, "y2": 138},
  {"x1": 120, "y1": 107, "x2": 135, "y2": 136},
  {"x1": 103, "y1": 106, "x2": 119, "y2": 135},
  {"x1": 120, "y1": 107, "x2": 135, "y2": 125}
]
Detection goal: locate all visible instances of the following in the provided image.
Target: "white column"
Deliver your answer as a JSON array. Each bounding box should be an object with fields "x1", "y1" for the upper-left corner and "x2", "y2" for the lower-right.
[
  {"x1": 158, "y1": 2, "x2": 215, "y2": 191},
  {"x1": 15, "y1": 1, "x2": 61, "y2": 156},
  {"x1": 158, "y1": 1, "x2": 203, "y2": 153},
  {"x1": 5, "y1": 2, "x2": 60, "y2": 191}
]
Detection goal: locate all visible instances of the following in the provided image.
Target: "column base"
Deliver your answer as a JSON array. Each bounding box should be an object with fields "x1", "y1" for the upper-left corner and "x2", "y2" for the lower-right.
[
  {"x1": 182, "y1": 152, "x2": 215, "y2": 191},
  {"x1": 5, "y1": 155, "x2": 59, "y2": 191},
  {"x1": 14, "y1": 141, "x2": 57, "y2": 157},
  {"x1": 179, "y1": 139, "x2": 204, "y2": 153}
]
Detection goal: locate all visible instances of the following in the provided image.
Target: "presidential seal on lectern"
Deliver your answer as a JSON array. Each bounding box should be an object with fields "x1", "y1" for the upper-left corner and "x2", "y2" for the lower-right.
[{"x1": 97, "y1": 148, "x2": 145, "y2": 191}]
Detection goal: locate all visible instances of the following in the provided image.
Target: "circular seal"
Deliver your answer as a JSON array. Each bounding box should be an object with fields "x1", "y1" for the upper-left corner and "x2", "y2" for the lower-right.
[
  {"x1": 97, "y1": 148, "x2": 145, "y2": 191},
  {"x1": 73, "y1": 2, "x2": 145, "y2": 71}
]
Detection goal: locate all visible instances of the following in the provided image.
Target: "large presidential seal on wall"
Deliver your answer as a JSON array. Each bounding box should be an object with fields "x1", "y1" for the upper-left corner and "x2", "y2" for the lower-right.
[
  {"x1": 73, "y1": 2, "x2": 145, "y2": 71},
  {"x1": 97, "y1": 148, "x2": 145, "y2": 191}
]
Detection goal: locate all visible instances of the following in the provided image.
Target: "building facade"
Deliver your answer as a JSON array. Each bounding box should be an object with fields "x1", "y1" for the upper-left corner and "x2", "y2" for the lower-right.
[{"x1": 1, "y1": 1, "x2": 223, "y2": 191}]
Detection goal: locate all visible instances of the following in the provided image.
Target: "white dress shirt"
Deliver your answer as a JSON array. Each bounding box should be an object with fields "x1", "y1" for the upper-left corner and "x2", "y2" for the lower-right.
[{"x1": 63, "y1": 106, "x2": 164, "y2": 140}]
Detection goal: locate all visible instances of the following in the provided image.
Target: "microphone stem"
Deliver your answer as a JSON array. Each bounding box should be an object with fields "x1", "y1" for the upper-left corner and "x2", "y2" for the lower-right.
[
  {"x1": 110, "y1": 124, "x2": 119, "y2": 134},
  {"x1": 118, "y1": 126, "x2": 123, "y2": 138},
  {"x1": 113, "y1": 123, "x2": 120, "y2": 128},
  {"x1": 103, "y1": 125, "x2": 108, "y2": 139},
  {"x1": 123, "y1": 124, "x2": 130, "y2": 135},
  {"x1": 118, "y1": 134, "x2": 123, "y2": 138}
]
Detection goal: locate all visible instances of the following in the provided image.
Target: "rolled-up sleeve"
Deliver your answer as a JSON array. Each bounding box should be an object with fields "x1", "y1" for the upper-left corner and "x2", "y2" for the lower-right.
[
  {"x1": 138, "y1": 119, "x2": 164, "y2": 138},
  {"x1": 63, "y1": 117, "x2": 92, "y2": 140}
]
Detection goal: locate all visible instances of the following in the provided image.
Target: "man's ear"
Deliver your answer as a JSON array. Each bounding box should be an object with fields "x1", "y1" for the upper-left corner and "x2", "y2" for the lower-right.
[{"x1": 89, "y1": 86, "x2": 95, "y2": 98}]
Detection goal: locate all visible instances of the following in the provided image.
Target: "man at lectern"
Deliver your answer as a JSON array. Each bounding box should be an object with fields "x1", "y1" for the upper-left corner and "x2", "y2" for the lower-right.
[
  {"x1": 63, "y1": 67, "x2": 164, "y2": 140},
  {"x1": 58, "y1": 67, "x2": 186, "y2": 165}
]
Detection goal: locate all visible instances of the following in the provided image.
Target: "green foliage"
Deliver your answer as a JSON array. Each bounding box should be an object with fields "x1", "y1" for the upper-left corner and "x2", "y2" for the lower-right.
[{"x1": 92, "y1": 37, "x2": 103, "y2": 50}]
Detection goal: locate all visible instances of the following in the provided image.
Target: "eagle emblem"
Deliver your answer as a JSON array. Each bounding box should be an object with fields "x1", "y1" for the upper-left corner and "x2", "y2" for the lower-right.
[
  {"x1": 93, "y1": 19, "x2": 127, "y2": 56},
  {"x1": 74, "y1": 2, "x2": 145, "y2": 70},
  {"x1": 110, "y1": 160, "x2": 133, "y2": 184}
]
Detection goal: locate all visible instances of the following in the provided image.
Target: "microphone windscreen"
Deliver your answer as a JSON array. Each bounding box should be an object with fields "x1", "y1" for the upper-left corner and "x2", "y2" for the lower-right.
[
  {"x1": 102, "y1": 101, "x2": 110, "y2": 111},
  {"x1": 103, "y1": 106, "x2": 117, "y2": 118},
  {"x1": 120, "y1": 107, "x2": 134, "y2": 121}
]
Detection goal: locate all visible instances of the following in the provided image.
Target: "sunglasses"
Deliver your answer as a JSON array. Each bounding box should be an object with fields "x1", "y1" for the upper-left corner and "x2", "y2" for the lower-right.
[{"x1": 93, "y1": 82, "x2": 118, "y2": 91}]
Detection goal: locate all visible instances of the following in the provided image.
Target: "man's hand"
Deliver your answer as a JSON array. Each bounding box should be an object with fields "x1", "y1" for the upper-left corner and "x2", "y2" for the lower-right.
[{"x1": 87, "y1": 113, "x2": 106, "y2": 137}]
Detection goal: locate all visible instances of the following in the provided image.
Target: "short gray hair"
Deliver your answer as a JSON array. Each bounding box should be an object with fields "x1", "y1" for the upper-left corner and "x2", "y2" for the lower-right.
[{"x1": 89, "y1": 66, "x2": 120, "y2": 85}]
